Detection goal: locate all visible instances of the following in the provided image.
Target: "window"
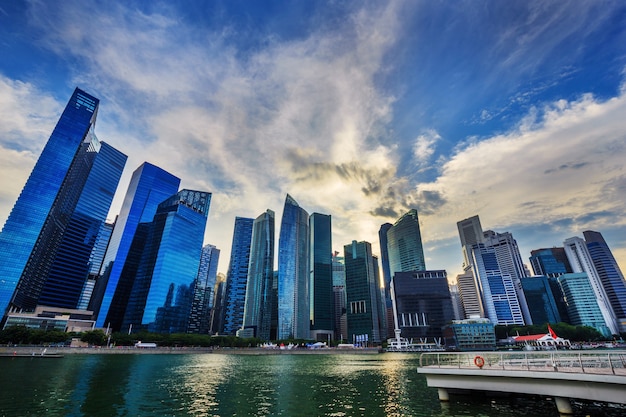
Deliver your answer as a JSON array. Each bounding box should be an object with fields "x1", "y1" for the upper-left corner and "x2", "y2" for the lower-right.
[{"x1": 350, "y1": 300, "x2": 366, "y2": 314}]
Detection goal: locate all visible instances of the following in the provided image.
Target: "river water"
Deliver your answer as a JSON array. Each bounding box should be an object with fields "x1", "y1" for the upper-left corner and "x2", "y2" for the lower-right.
[{"x1": 0, "y1": 352, "x2": 623, "y2": 416}]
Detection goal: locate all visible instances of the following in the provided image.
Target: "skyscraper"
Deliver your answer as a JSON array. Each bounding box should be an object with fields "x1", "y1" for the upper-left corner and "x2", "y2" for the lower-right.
[
  {"x1": 0, "y1": 88, "x2": 126, "y2": 319},
  {"x1": 583, "y1": 230, "x2": 626, "y2": 333},
  {"x1": 121, "y1": 189, "x2": 211, "y2": 334},
  {"x1": 519, "y1": 275, "x2": 561, "y2": 325},
  {"x1": 386, "y1": 209, "x2": 426, "y2": 275},
  {"x1": 457, "y1": 215, "x2": 484, "y2": 269},
  {"x1": 529, "y1": 247, "x2": 572, "y2": 276},
  {"x1": 242, "y1": 210, "x2": 275, "y2": 340},
  {"x1": 332, "y1": 252, "x2": 348, "y2": 341},
  {"x1": 378, "y1": 222, "x2": 393, "y2": 309},
  {"x1": 309, "y1": 212, "x2": 334, "y2": 341},
  {"x1": 557, "y1": 273, "x2": 613, "y2": 337},
  {"x1": 344, "y1": 240, "x2": 384, "y2": 345},
  {"x1": 277, "y1": 194, "x2": 310, "y2": 340},
  {"x1": 564, "y1": 236, "x2": 619, "y2": 335},
  {"x1": 95, "y1": 162, "x2": 180, "y2": 329},
  {"x1": 188, "y1": 244, "x2": 220, "y2": 334},
  {"x1": 222, "y1": 217, "x2": 254, "y2": 335}
]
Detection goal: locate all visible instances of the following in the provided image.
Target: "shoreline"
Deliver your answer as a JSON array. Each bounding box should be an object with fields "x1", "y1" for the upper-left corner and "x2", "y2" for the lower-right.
[{"x1": 0, "y1": 345, "x2": 383, "y2": 356}]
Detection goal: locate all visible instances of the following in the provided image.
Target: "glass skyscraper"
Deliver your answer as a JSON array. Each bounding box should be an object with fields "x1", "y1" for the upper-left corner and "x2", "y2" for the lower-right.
[
  {"x1": 242, "y1": 210, "x2": 275, "y2": 340},
  {"x1": 557, "y1": 272, "x2": 612, "y2": 337},
  {"x1": 583, "y1": 230, "x2": 626, "y2": 333},
  {"x1": 95, "y1": 162, "x2": 180, "y2": 329},
  {"x1": 344, "y1": 240, "x2": 384, "y2": 345},
  {"x1": 309, "y1": 212, "x2": 333, "y2": 340},
  {"x1": 222, "y1": 217, "x2": 254, "y2": 335},
  {"x1": 277, "y1": 194, "x2": 310, "y2": 340},
  {"x1": 188, "y1": 244, "x2": 220, "y2": 334},
  {"x1": 386, "y1": 209, "x2": 426, "y2": 275},
  {"x1": 519, "y1": 275, "x2": 561, "y2": 325},
  {"x1": 529, "y1": 247, "x2": 572, "y2": 276},
  {"x1": 121, "y1": 189, "x2": 211, "y2": 334},
  {"x1": 0, "y1": 88, "x2": 126, "y2": 319}
]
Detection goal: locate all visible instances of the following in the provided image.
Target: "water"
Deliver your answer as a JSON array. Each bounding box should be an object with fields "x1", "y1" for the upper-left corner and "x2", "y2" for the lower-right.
[{"x1": 0, "y1": 352, "x2": 623, "y2": 416}]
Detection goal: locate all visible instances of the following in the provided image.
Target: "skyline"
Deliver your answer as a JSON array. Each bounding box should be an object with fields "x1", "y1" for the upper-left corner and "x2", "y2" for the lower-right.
[{"x1": 1, "y1": 1, "x2": 625, "y2": 279}]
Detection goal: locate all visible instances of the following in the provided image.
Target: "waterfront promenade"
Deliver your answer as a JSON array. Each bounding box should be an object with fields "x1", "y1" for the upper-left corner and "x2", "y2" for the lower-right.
[{"x1": 418, "y1": 350, "x2": 626, "y2": 414}]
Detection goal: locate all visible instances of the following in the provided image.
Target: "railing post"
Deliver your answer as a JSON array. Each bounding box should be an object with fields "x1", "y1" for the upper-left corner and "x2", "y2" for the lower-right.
[
  {"x1": 608, "y1": 353, "x2": 615, "y2": 375},
  {"x1": 578, "y1": 352, "x2": 584, "y2": 373}
]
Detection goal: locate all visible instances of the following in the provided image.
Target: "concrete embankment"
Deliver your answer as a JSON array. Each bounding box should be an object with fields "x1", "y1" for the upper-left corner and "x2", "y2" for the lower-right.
[{"x1": 0, "y1": 346, "x2": 382, "y2": 356}]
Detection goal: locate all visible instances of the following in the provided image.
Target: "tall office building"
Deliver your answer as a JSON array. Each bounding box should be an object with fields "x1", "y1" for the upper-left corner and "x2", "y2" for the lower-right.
[
  {"x1": 469, "y1": 244, "x2": 525, "y2": 325},
  {"x1": 457, "y1": 215, "x2": 484, "y2": 269},
  {"x1": 455, "y1": 271, "x2": 483, "y2": 318},
  {"x1": 564, "y1": 236, "x2": 619, "y2": 335},
  {"x1": 242, "y1": 210, "x2": 275, "y2": 340},
  {"x1": 78, "y1": 221, "x2": 114, "y2": 310},
  {"x1": 378, "y1": 223, "x2": 393, "y2": 307},
  {"x1": 519, "y1": 276, "x2": 561, "y2": 325},
  {"x1": 583, "y1": 230, "x2": 626, "y2": 333},
  {"x1": 95, "y1": 162, "x2": 180, "y2": 329},
  {"x1": 557, "y1": 273, "x2": 613, "y2": 337},
  {"x1": 309, "y1": 213, "x2": 334, "y2": 341},
  {"x1": 0, "y1": 88, "x2": 127, "y2": 319},
  {"x1": 222, "y1": 217, "x2": 254, "y2": 335},
  {"x1": 391, "y1": 270, "x2": 455, "y2": 341},
  {"x1": 386, "y1": 209, "x2": 426, "y2": 275},
  {"x1": 121, "y1": 189, "x2": 211, "y2": 333},
  {"x1": 277, "y1": 195, "x2": 310, "y2": 340},
  {"x1": 188, "y1": 244, "x2": 220, "y2": 334},
  {"x1": 210, "y1": 272, "x2": 227, "y2": 334},
  {"x1": 332, "y1": 252, "x2": 348, "y2": 341},
  {"x1": 529, "y1": 247, "x2": 572, "y2": 276},
  {"x1": 344, "y1": 240, "x2": 384, "y2": 345}
]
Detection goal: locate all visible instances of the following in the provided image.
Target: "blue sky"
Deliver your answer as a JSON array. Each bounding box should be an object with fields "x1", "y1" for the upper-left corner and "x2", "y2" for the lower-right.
[{"x1": 1, "y1": 0, "x2": 626, "y2": 278}]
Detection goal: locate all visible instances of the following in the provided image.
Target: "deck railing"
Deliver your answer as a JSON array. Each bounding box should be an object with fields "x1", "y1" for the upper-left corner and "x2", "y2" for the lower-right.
[{"x1": 419, "y1": 351, "x2": 626, "y2": 376}]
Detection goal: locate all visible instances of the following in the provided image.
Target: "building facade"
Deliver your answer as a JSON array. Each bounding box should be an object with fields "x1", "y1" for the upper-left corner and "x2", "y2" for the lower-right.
[
  {"x1": 309, "y1": 213, "x2": 334, "y2": 341},
  {"x1": 188, "y1": 244, "x2": 220, "y2": 334},
  {"x1": 222, "y1": 217, "x2": 254, "y2": 335},
  {"x1": 95, "y1": 162, "x2": 180, "y2": 329},
  {"x1": 0, "y1": 88, "x2": 126, "y2": 321},
  {"x1": 277, "y1": 195, "x2": 310, "y2": 340},
  {"x1": 520, "y1": 275, "x2": 561, "y2": 325}
]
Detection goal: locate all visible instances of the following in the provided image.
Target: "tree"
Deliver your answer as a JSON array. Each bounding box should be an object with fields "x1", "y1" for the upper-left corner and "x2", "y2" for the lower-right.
[{"x1": 81, "y1": 330, "x2": 107, "y2": 346}]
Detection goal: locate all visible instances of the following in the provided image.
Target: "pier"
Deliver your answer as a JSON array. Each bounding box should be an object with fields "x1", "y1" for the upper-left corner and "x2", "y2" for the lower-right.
[{"x1": 417, "y1": 351, "x2": 626, "y2": 414}]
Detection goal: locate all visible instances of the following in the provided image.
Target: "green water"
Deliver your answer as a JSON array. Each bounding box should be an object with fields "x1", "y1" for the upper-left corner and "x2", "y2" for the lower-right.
[{"x1": 0, "y1": 352, "x2": 622, "y2": 416}]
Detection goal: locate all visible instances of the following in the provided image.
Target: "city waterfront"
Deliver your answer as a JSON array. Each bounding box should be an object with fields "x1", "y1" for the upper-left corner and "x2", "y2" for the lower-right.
[{"x1": 1, "y1": 352, "x2": 624, "y2": 416}]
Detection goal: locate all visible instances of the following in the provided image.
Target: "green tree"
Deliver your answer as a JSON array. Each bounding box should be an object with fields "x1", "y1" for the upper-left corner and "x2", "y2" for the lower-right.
[{"x1": 81, "y1": 330, "x2": 107, "y2": 346}]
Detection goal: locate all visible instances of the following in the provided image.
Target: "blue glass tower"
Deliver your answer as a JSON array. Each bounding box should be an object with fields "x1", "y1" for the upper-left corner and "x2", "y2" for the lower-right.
[
  {"x1": 222, "y1": 217, "x2": 254, "y2": 335},
  {"x1": 378, "y1": 223, "x2": 393, "y2": 310},
  {"x1": 39, "y1": 141, "x2": 126, "y2": 309},
  {"x1": 386, "y1": 209, "x2": 426, "y2": 274},
  {"x1": 188, "y1": 244, "x2": 220, "y2": 334},
  {"x1": 584, "y1": 230, "x2": 626, "y2": 333},
  {"x1": 310, "y1": 212, "x2": 333, "y2": 340},
  {"x1": 95, "y1": 162, "x2": 180, "y2": 329},
  {"x1": 529, "y1": 248, "x2": 572, "y2": 276},
  {"x1": 0, "y1": 88, "x2": 127, "y2": 318},
  {"x1": 121, "y1": 189, "x2": 211, "y2": 333},
  {"x1": 519, "y1": 275, "x2": 561, "y2": 325},
  {"x1": 242, "y1": 210, "x2": 275, "y2": 340},
  {"x1": 277, "y1": 194, "x2": 310, "y2": 340}
]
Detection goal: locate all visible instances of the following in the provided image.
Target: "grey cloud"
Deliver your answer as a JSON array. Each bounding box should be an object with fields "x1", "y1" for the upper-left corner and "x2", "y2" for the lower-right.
[{"x1": 544, "y1": 161, "x2": 589, "y2": 174}]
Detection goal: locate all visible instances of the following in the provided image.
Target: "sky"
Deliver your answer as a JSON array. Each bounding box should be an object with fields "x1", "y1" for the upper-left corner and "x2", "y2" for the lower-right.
[{"x1": 1, "y1": 0, "x2": 625, "y2": 280}]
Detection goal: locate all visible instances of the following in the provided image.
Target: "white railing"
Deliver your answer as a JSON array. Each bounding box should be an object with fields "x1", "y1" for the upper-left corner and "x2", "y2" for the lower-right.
[{"x1": 419, "y1": 351, "x2": 626, "y2": 375}]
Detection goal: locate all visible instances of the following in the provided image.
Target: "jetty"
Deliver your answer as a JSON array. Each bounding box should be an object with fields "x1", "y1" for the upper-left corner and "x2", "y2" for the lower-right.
[{"x1": 418, "y1": 350, "x2": 626, "y2": 414}]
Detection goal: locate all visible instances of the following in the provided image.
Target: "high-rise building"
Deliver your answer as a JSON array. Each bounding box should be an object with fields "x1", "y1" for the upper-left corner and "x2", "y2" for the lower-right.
[
  {"x1": 391, "y1": 270, "x2": 455, "y2": 341},
  {"x1": 378, "y1": 222, "x2": 395, "y2": 339},
  {"x1": 210, "y1": 272, "x2": 227, "y2": 334},
  {"x1": 455, "y1": 270, "x2": 484, "y2": 318},
  {"x1": 95, "y1": 162, "x2": 180, "y2": 329},
  {"x1": 277, "y1": 194, "x2": 310, "y2": 340},
  {"x1": 583, "y1": 230, "x2": 626, "y2": 333},
  {"x1": 564, "y1": 236, "x2": 619, "y2": 335},
  {"x1": 457, "y1": 215, "x2": 484, "y2": 269},
  {"x1": 332, "y1": 252, "x2": 348, "y2": 341},
  {"x1": 520, "y1": 276, "x2": 561, "y2": 325},
  {"x1": 78, "y1": 221, "x2": 114, "y2": 310},
  {"x1": 242, "y1": 210, "x2": 275, "y2": 340},
  {"x1": 529, "y1": 247, "x2": 572, "y2": 276},
  {"x1": 469, "y1": 244, "x2": 525, "y2": 325},
  {"x1": 222, "y1": 217, "x2": 254, "y2": 335},
  {"x1": 0, "y1": 88, "x2": 127, "y2": 320},
  {"x1": 344, "y1": 240, "x2": 384, "y2": 345},
  {"x1": 386, "y1": 209, "x2": 426, "y2": 275},
  {"x1": 309, "y1": 213, "x2": 334, "y2": 341},
  {"x1": 188, "y1": 244, "x2": 220, "y2": 334},
  {"x1": 557, "y1": 272, "x2": 613, "y2": 337},
  {"x1": 121, "y1": 189, "x2": 211, "y2": 334}
]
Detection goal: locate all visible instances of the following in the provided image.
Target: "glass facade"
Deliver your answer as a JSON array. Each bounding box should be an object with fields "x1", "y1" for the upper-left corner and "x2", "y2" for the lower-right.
[
  {"x1": 344, "y1": 241, "x2": 384, "y2": 344},
  {"x1": 95, "y1": 162, "x2": 180, "y2": 329},
  {"x1": 557, "y1": 272, "x2": 612, "y2": 337},
  {"x1": 519, "y1": 275, "x2": 561, "y2": 325},
  {"x1": 584, "y1": 230, "x2": 626, "y2": 330},
  {"x1": 378, "y1": 223, "x2": 393, "y2": 309},
  {"x1": 277, "y1": 195, "x2": 310, "y2": 340},
  {"x1": 0, "y1": 88, "x2": 127, "y2": 319},
  {"x1": 386, "y1": 209, "x2": 426, "y2": 275},
  {"x1": 222, "y1": 217, "x2": 254, "y2": 335},
  {"x1": 242, "y1": 210, "x2": 275, "y2": 340},
  {"x1": 310, "y1": 213, "x2": 333, "y2": 336},
  {"x1": 188, "y1": 244, "x2": 220, "y2": 334},
  {"x1": 39, "y1": 141, "x2": 127, "y2": 309},
  {"x1": 529, "y1": 247, "x2": 572, "y2": 276},
  {"x1": 121, "y1": 189, "x2": 211, "y2": 334}
]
